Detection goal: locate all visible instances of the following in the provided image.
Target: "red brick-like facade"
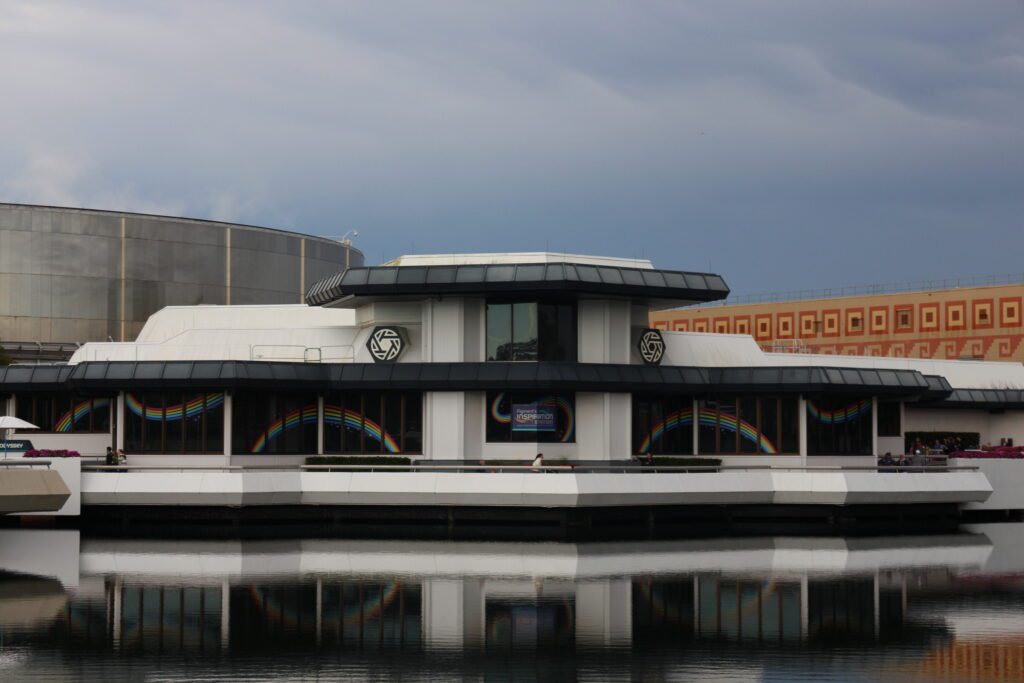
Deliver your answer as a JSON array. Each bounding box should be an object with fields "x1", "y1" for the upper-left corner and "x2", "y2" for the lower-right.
[{"x1": 651, "y1": 284, "x2": 1024, "y2": 362}]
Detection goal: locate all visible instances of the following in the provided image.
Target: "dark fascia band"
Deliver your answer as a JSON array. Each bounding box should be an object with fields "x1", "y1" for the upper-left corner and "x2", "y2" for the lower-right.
[
  {"x1": 0, "y1": 361, "x2": 936, "y2": 397},
  {"x1": 305, "y1": 262, "x2": 730, "y2": 306},
  {"x1": 928, "y1": 388, "x2": 1024, "y2": 409}
]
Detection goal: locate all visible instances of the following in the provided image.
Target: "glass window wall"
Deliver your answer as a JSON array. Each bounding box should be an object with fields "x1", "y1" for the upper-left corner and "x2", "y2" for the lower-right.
[
  {"x1": 806, "y1": 396, "x2": 873, "y2": 455},
  {"x1": 125, "y1": 392, "x2": 224, "y2": 454},
  {"x1": 697, "y1": 395, "x2": 800, "y2": 455},
  {"x1": 632, "y1": 395, "x2": 694, "y2": 455},
  {"x1": 232, "y1": 392, "x2": 316, "y2": 455},
  {"x1": 15, "y1": 393, "x2": 111, "y2": 434},
  {"x1": 486, "y1": 300, "x2": 576, "y2": 361},
  {"x1": 324, "y1": 392, "x2": 423, "y2": 455}
]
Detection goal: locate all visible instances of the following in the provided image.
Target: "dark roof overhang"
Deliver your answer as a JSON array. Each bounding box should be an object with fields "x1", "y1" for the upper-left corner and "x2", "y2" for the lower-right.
[
  {"x1": 0, "y1": 361, "x2": 932, "y2": 397},
  {"x1": 926, "y1": 388, "x2": 1024, "y2": 410},
  {"x1": 304, "y1": 262, "x2": 730, "y2": 308},
  {"x1": 0, "y1": 364, "x2": 77, "y2": 395}
]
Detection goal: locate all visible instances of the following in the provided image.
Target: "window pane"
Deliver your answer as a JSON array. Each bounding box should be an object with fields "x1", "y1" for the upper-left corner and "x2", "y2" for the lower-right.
[
  {"x1": 403, "y1": 393, "x2": 423, "y2": 454},
  {"x1": 698, "y1": 399, "x2": 717, "y2": 454},
  {"x1": 633, "y1": 395, "x2": 693, "y2": 455},
  {"x1": 511, "y1": 302, "x2": 538, "y2": 361},
  {"x1": 486, "y1": 303, "x2": 512, "y2": 361},
  {"x1": 205, "y1": 395, "x2": 224, "y2": 454},
  {"x1": 739, "y1": 398, "x2": 758, "y2": 454},
  {"x1": 164, "y1": 395, "x2": 182, "y2": 454},
  {"x1": 760, "y1": 398, "x2": 778, "y2": 454},
  {"x1": 718, "y1": 398, "x2": 738, "y2": 454},
  {"x1": 807, "y1": 396, "x2": 872, "y2": 455},
  {"x1": 780, "y1": 398, "x2": 799, "y2": 454}
]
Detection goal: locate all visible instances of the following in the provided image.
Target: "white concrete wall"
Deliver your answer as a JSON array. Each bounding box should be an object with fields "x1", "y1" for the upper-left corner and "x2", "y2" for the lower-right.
[
  {"x1": 11, "y1": 454, "x2": 81, "y2": 516},
  {"x1": 905, "y1": 406, "x2": 992, "y2": 442},
  {"x1": 952, "y1": 458, "x2": 1024, "y2": 511},
  {"x1": 426, "y1": 392, "x2": 464, "y2": 460},
  {"x1": 16, "y1": 432, "x2": 111, "y2": 457},
  {"x1": 988, "y1": 412, "x2": 1024, "y2": 447}
]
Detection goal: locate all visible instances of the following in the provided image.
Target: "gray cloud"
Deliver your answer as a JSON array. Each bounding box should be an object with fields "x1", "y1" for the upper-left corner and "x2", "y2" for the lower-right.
[{"x1": 1, "y1": 1, "x2": 1021, "y2": 294}]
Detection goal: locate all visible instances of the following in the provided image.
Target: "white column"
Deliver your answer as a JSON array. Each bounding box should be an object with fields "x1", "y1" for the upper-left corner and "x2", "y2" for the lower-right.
[
  {"x1": 692, "y1": 398, "x2": 699, "y2": 455},
  {"x1": 220, "y1": 579, "x2": 230, "y2": 651},
  {"x1": 317, "y1": 395, "x2": 325, "y2": 455},
  {"x1": 871, "y1": 396, "x2": 879, "y2": 456},
  {"x1": 315, "y1": 578, "x2": 323, "y2": 649},
  {"x1": 112, "y1": 578, "x2": 123, "y2": 649},
  {"x1": 223, "y1": 393, "x2": 233, "y2": 460},
  {"x1": 798, "y1": 395, "x2": 808, "y2": 464},
  {"x1": 799, "y1": 576, "x2": 809, "y2": 642},
  {"x1": 116, "y1": 392, "x2": 125, "y2": 451}
]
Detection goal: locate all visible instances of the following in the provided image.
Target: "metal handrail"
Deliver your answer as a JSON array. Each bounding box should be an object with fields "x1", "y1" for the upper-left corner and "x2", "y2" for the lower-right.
[
  {"x1": 0, "y1": 459, "x2": 51, "y2": 468},
  {"x1": 78, "y1": 463, "x2": 981, "y2": 473}
]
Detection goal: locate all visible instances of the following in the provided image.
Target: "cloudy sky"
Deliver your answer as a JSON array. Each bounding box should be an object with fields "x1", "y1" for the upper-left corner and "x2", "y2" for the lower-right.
[{"x1": 1, "y1": 1, "x2": 1022, "y2": 296}]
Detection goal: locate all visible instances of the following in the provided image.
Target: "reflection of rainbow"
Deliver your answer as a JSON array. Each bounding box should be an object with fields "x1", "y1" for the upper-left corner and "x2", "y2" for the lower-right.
[
  {"x1": 248, "y1": 582, "x2": 405, "y2": 630},
  {"x1": 250, "y1": 404, "x2": 317, "y2": 453},
  {"x1": 324, "y1": 404, "x2": 400, "y2": 453},
  {"x1": 490, "y1": 392, "x2": 574, "y2": 442},
  {"x1": 807, "y1": 398, "x2": 872, "y2": 425},
  {"x1": 125, "y1": 393, "x2": 224, "y2": 421},
  {"x1": 640, "y1": 406, "x2": 777, "y2": 454},
  {"x1": 55, "y1": 398, "x2": 111, "y2": 433}
]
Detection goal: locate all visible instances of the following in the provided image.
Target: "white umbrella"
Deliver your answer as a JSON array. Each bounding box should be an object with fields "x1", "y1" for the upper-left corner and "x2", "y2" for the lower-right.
[{"x1": 0, "y1": 416, "x2": 39, "y2": 460}]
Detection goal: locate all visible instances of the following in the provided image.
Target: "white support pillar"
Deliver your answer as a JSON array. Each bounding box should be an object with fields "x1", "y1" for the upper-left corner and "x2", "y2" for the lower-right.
[
  {"x1": 799, "y1": 576, "x2": 809, "y2": 642},
  {"x1": 220, "y1": 579, "x2": 230, "y2": 651},
  {"x1": 798, "y1": 395, "x2": 808, "y2": 464},
  {"x1": 223, "y1": 393, "x2": 233, "y2": 460},
  {"x1": 116, "y1": 392, "x2": 126, "y2": 451},
  {"x1": 692, "y1": 398, "x2": 699, "y2": 455},
  {"x1": 871, "y1": 396, "x2": 879, "y2": 456},
  {"x1": 317, "y1": 395, "x2": 325, "y2": 456}
]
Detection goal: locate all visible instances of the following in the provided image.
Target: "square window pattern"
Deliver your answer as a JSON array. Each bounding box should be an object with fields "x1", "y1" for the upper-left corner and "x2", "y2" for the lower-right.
[
  {"x1": 1001, "y1": 298, "x2": 1022, "y2": 327},
  {"x1": 800, "y1": 313, "x2": 817, "y2": 338},
  {"x1": 822, "y1": 311, "x2": 840, "y2": 336},
  {"x1": 895, "y1": 308, "x2": 913, "y2": 330},
  {"x1": 735, "y1": 317, "x2": 751, "y2": 335},
  {"x1": 920, "y1": 304, "x2": 939, "y2": 330}
]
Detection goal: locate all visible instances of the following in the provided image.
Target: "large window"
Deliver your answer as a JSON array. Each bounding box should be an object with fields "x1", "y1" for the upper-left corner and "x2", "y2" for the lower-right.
[
  {"x1": 324, "y1": 391, "x2": 422, "y2": 455},
  {"x1": 486, "y1": 391, "x2": 575, "y2": 443},
  {"x1": 125, "y1": 392, "x2": 224, "y2": 454},
  {"x1": 232, "y1": 392, "x2": 316, "y2": 455},
  {"x1": 486, "y1": 300, "x2": 576, "y2": 361},
  {"x1": 877, "y1": 401, "x2": 901, "y2": 437},
  {"x1": 16, "y1": 393, "x2": 111, "y2": 434},
  {"x1": 697, "y1": 396, "x2": 799, "y2": 455},
  {"x1": 806, "y1": 396, "x2": 873, "y2": 456},
  {"x1": 633, "y1": 395, "x2": 694, "y2": 455}
]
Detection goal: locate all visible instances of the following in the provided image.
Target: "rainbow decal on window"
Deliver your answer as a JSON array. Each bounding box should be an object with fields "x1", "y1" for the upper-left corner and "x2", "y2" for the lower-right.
[
  {"x1": 55, "y1": 398, "x2": 111, "y2": 433},
  {"x1": 250, "y1": 404, "x2": 317, "y2": 454},
  {"x1": 637, "y1": 408, "x2": 693, "y2": 454},
  {"x1": 639, "y1": 407, "x2": 777, "y2": 454},
  {"x1": 490, "y1": 393, "x2": 574, "y2": 442},
  {"x1": 324, "y1": 404, "x2": 401, "y2": 454},
  {"x1": 807, "y1": 398, "x2": 872, "y2": 425},
  {"x1": 125, "y1": 393, "x2": 224, "y2": 421}
]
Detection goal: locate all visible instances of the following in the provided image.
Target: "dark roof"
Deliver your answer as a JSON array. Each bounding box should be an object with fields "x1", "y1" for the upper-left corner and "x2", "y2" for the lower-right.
[
  {"x1": 2, "y1": 361, "x2": 930, "y2": 396},
  {"x1": 931, "y1": 388, "x2": 1024, "y2": 409},
  {"x1": 305, "y1": 262, "x2": 730, "y2": 307}
]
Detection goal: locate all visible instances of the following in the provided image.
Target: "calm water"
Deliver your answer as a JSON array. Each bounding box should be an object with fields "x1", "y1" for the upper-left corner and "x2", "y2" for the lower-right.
[{"x1": 1, "y1": 524, "x2": 1023, "y2": 682}]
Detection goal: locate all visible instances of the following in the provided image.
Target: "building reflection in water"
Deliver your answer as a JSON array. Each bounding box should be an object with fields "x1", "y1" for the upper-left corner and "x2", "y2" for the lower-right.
[{"x1": 5, "y1": 530, "x2": 1024, "y2": 680}]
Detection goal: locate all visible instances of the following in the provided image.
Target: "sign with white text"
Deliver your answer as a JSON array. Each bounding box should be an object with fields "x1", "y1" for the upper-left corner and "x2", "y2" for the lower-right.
[{"x1": 512, "y1": 404, "x2": 556, "y2": 432}]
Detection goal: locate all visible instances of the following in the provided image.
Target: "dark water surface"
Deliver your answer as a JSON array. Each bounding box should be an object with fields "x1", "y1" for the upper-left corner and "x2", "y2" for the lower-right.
[{"x1": 1, "y1": 523, "x2": 1023, "y2": 681}]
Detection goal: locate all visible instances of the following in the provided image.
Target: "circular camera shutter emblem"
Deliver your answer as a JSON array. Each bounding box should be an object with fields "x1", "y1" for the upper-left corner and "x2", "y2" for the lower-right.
[
  {"x1": 367, "y1": 326, "x2": 406, "y2": 363},
  {"x1": 638, "y1": 328, "x2": 666, "y2": 365}
]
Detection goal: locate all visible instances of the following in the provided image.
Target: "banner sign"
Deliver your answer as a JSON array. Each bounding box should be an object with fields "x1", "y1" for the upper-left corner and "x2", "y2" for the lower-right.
[
  {"x1": 0, "y1": 440, "x2": 34, "y2": 452},
  {"x1": 512, "y1": 404, "x2": 556, "y2": 432}
]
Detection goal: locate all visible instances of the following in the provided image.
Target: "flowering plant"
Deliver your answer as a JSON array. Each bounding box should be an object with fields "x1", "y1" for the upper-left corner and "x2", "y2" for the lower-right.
[
  {"x1": 950, "y1": 449, "x2": 1024, "y2": 460},
  {"x1": 23, "y1": 449, "x2": 81, "y2": 458}
]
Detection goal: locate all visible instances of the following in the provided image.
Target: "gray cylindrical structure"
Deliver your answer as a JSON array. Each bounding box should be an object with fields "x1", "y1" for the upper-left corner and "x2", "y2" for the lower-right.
[{"x1": 0, "y1": 203, "x2": 363, "y2": 355}]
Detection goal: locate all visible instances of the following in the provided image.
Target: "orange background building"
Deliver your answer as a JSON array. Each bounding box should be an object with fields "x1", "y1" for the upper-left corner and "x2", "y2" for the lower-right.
[{"x1": 651, "y1": 283, "x2": 1024, "y2": 363}]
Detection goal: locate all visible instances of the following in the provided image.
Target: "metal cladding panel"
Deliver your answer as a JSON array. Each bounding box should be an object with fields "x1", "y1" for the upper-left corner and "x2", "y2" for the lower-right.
[
  {"x1": 304, "y1": 262, "x2": 730, "y2": 306},
  {"x1": 0, "y1": 360, "x2": 941, "y2": 399},
  {"x1": 0, "y1": 204, "x2": 362, "y2": 348}
]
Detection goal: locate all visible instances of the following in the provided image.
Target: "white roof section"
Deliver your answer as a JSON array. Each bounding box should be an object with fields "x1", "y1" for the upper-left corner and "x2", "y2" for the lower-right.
[
  {"x1": 71, "y1": 305, "x2": 358, "y2": 364},
  {"x1": 664, "y1": 331, "x2": 1024, "y2": 390},
  {"x1": 384, "y1": 252, "x2": 655, "y2": 269}
]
